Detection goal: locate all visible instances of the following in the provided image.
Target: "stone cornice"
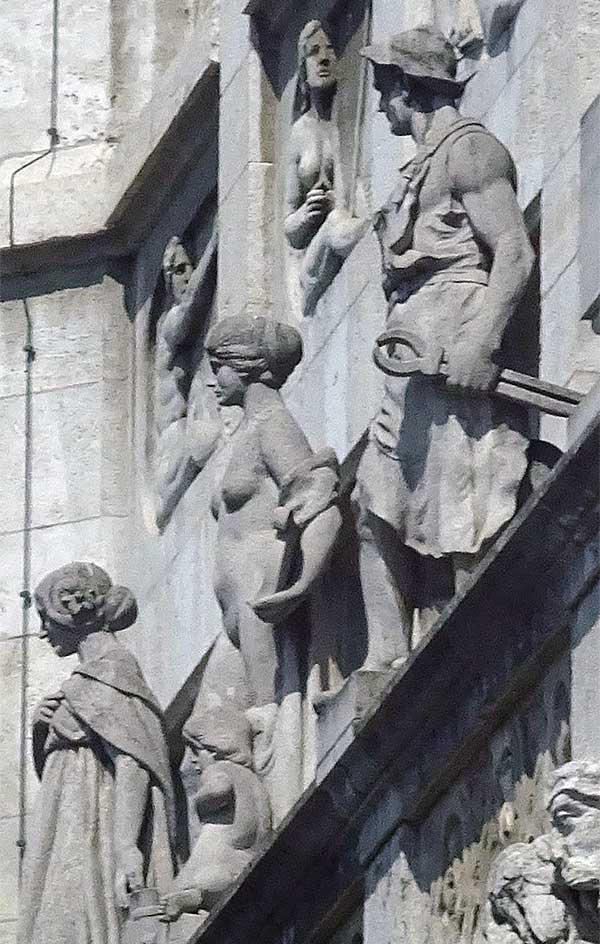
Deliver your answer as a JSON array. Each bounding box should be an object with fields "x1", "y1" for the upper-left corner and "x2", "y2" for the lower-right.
[
  {"x1": 188, "y1": 408, "x2": 600, "y2": 944},
  {"x1": 0, "y1": 25, "x2": 219, "y2": 276}
]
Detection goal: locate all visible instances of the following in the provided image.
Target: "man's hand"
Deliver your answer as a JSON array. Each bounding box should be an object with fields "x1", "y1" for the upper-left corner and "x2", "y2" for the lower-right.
[
  {"x1": 115, "y1": 845, "x2": 144, "y2": 909},
  {"x1": 445, "y1": 337, "x2": 500, "y2": 394},
  {"x1": 304, "y1": 187, "x2": 334, "y2": 221},
  {"x1": 33, "y1": 691, "x2": 64, "y2": 726}
]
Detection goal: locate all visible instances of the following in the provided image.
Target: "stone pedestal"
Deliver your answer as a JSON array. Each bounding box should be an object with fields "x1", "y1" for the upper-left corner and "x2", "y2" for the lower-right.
[{"x1": 314, "y1": 669, "x2": 394, "y2": 781}]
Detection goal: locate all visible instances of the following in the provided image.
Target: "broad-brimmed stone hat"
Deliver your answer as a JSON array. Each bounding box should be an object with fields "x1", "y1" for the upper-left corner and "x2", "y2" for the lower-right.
[{"x1": 361, "y1": 25, "x2": 466, "y2": 95}]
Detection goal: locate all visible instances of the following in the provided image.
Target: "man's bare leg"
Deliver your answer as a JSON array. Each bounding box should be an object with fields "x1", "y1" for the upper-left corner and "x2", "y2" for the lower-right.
[{"x1": 356, "y1": 508, "x2": 415, "y2": 669}]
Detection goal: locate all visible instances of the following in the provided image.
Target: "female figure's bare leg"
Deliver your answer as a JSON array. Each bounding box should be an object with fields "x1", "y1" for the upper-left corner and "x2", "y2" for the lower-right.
[{"x1": 238, "y1": 604, "x2": 279, "y2": 708}]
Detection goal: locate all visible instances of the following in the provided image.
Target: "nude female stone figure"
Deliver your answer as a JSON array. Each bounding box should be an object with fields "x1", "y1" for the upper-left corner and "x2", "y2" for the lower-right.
[
  {"x1": 284, "y1": 20, "x2": 366, "y2": 315},
  {"x1": 205, "y1": 314, "x2": 341, "y2": 711}
]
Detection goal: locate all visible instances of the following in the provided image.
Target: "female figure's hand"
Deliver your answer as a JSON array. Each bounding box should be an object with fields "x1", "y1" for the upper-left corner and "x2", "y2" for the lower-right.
[
  {"x1": 115, "y1": 845, "x2": 144, "y2": 909},
  {"x1": 32, "y1": 691, "x2": 64, "y2": 726},
  {"x1": 304, "y1": 186, "x2": 334, "y2": 221}
]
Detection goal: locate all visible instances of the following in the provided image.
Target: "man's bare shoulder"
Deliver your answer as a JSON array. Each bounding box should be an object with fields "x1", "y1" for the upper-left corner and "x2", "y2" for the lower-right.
[{"x1": 447, "y1": 127, "x2": 517, "y2": 194}]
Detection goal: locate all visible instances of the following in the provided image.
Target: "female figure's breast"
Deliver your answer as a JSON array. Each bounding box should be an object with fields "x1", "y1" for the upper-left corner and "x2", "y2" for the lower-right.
[{"x1": 296, "y1": 124, "x2": 335, "y2": 194}]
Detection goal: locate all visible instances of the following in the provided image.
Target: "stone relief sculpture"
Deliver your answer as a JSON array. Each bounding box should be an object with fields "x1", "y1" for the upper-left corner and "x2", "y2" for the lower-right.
[
  {"x1": 353, "y1": 26, "x2": 535, "y2": 669},
  {"x1": 17, "y1": 562, "x2": 176, "y2": 944},
  {"x1": 285, "y1": 20, "x2": 367, "y2": 316},
  {"x1": 482, "y1": 760, "x2": 600, "y2": 944},
  {"x1": 205, "y1": 314, "x2": 341, "y2": 806},
  {"x1": 474, "y1": 0, "x2": 526, "y2": 46},
  {"x1": 163, "y1": 704, "x2": 271, "y2": 922},
  {"x1": 151, "y1": 228, "x2": 220, "y2": 530}
]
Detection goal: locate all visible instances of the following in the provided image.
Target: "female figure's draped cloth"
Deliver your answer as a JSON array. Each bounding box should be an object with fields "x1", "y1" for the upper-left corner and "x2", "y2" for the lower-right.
[{"x1": 17, "y1": 647, "x2": 176, "y2": 944}]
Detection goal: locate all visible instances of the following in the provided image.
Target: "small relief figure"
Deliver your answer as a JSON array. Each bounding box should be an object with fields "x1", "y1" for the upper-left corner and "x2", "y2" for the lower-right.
[
  {"x1": 152, "y1": 230, "x2": 220, "y2": 530},
  {"x1": 353, "y1": 26, "x2": 535, "y2": 669},
  {"x1": 482, "y1": 760, "x2": 600, "y2": 944},
  {"x1": 285, "y1": 20, "x2": 367, "y2": 316},
  {"x1": 163, "y1": 705, "x2": 271, "y2": 922},
  {"x1": 17, "y1": 563, "x2": 176, "y2": 944},
  {"x1": 205, "y1": 313, "x2": 341, "y2": 735}
]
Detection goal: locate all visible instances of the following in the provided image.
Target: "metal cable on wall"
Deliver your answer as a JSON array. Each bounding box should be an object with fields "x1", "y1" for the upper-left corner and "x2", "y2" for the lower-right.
[{"x1": 8, "y1": 0, "x2": 60, "y2": 884}]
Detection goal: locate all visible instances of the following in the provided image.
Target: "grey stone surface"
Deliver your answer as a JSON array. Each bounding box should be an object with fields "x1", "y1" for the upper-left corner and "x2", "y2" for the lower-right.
[
  {"x1": 475, "y1": 0, "x2": 526, "y2": 46},
  {"x1": 580, "y1": 96, "x2": 600, "y2": 321},
  {"x1": 315, "y1": 669, "x2": 393, "y2": 779}
]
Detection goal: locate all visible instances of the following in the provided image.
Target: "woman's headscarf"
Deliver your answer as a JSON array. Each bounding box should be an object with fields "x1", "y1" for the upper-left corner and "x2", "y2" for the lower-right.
[
  {"x1": 205, "y1": 314, "x2": 303, "y2": 389},
  {"x1": 34, "y1": 562, "x2": 138, "y2": 634}
]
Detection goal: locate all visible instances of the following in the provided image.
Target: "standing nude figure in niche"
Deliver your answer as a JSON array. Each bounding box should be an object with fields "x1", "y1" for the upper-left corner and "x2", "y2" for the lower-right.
[
  {"x1": 285, "y1": 20, "x2": 367, "y2": 316},
  {"x1": 205, "y1": 314, "x2": 341, "y2": 734}
]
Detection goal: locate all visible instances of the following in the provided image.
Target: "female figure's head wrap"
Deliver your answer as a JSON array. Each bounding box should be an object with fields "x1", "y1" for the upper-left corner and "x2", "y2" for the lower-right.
[
  {"x1": 34, "y1": 562, "x2": 138, "y2": 635},
  {"x1": 205, "y1": 314, "x2": 303, "y2": 389},
  {"x1": 183, "y1": 704, "x2": 253, "y2": 768}
]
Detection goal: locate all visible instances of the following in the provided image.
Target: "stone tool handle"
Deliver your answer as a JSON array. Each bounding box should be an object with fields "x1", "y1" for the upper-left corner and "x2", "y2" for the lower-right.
[{"x1": 373, "y1": 329, "x2": 584, "y2": 418}]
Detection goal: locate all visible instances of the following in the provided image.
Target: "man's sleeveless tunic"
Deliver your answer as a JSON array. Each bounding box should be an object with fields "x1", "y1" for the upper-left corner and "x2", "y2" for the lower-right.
[{"x1": 355, "y1": 119, "x2": 529, "y2": 559}]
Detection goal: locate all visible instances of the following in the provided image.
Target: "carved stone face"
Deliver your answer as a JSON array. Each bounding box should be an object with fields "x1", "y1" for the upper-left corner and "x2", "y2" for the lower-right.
[
  {"x1": 39, "y1": 615, "x2": 80, "y2": 658},
  {"x1": 165, "y1": 245, "x2": 193, "y2": 304},
  {"x1": 207, "y1": 362, "x2": 248, "y2": 407},
  {"x1": 375, "y1": 68, "x2": 412, "y2": 136},
  {"x1": 303, "y1": 28, "x2": 338, "y2": 92},
  {"x1": 190, "y1": 747, "x2": 217, "y2": 773}
]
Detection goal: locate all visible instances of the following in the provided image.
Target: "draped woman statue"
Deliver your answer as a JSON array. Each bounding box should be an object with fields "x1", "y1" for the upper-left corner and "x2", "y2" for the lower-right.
[{"x1": 17, "y1": 562, "x2": 176, "y2": 944}]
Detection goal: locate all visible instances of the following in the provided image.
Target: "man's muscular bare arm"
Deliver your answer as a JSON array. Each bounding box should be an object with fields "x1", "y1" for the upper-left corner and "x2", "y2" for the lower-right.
[
  {"x1": 445, "y1": 131, "x2": 535, "y2": 392},
  {"x1": 162, "y1": 231, "x2": 218, "y2": 352}
]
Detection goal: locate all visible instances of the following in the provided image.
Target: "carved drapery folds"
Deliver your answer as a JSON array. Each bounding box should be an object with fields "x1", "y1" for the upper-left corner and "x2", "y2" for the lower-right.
[{"x1": 17, "y1": 563, "x2": 176, "y2": 944}]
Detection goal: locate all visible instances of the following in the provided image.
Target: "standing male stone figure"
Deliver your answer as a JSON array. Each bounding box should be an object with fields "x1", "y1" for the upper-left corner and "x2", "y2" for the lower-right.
[{"x1": 354, "y1": 26, "x2": 535, "y2": 668}]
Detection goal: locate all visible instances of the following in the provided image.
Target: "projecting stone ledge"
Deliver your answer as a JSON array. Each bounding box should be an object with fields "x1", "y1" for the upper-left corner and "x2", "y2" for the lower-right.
[{"x1": 176, "y1": 404, "x2": 600, "y2": 944}]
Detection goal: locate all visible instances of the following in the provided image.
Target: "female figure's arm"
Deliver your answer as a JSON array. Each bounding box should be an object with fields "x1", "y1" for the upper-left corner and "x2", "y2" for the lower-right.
[
  {"x1": 104, "y1": 744, "x2": 151, "y2": 908},
  {"x1": 284, "y1": 126, "x2": 333, "y2": 250},
  {"x1": 252, "y1": 406, "x2": 341, "y2": 624}
]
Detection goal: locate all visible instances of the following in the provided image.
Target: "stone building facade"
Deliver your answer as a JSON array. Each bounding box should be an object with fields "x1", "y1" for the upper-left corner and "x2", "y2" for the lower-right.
[{"x1": 1, "y1": 0, "x2": 599, "y2": 942}]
